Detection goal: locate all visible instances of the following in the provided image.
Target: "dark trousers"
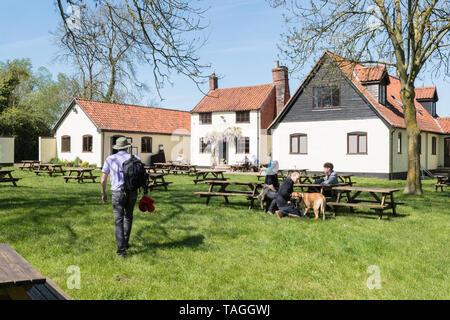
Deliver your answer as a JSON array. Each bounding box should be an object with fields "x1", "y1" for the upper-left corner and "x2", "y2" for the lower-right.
[
  {"x1": 112, "y1": 190, "x2": 138, "y2": 255},
  {"x1": 276, "y1": 194, "x2": 302, "y2": 217}
]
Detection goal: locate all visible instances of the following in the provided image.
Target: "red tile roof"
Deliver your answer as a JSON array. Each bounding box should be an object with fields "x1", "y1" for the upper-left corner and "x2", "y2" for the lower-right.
[
  {"x1": 437, "y1": 117, "x2": 450, "y2": 133},
  {"x1": 74, "y1": 98, "x2": 190, "y2": 135},
  {"x1": 192, "y1": 84, "x2": 275, "y2": 113},
  {"x1": 354, "y1": 65, "x2": 386, "y2": 82},
  {"x1": 415, "y1": 86, "x2": 437, "y2": 100},
  {"x1": 326, "y1": 51, "x2": 444, "y2": 134}
]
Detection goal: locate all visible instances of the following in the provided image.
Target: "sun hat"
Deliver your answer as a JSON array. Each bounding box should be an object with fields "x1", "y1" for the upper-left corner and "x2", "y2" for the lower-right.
[
  {"x1": 139, "y1": 195, "x2": 155, "y2": 213},
  {"x1": 112, "y1": 137, "x2": 132, "y2": 150}
]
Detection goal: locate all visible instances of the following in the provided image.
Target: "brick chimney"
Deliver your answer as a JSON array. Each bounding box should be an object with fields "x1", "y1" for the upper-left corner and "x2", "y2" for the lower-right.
[
  {"x1": 209, "y1": 72, "x2": 218, "y2": 91},
  {"x1": 272, "y1": 61, "x2": 290, "y2": 115}
]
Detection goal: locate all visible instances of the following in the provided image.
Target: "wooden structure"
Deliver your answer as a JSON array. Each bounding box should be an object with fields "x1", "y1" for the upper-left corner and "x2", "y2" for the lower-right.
[
  {"x1": 63, "y1": 168, "x2": 98, "y2": 183},
  {"x1": 0, "y1": 244, "x2": 70, "y2": 300},
  {"x1": 0, "y1": 170, "x2": 20, "y2": 187},
  {"x1": 435, "y1": 175, "x2": 449, "y2": 192},
  {"x1": 195, "y1": 180, "x2": 263, "y2": 209},
  {"x1": 328, "y1": 186, "x2": 402, "y2": 220},
  {"x1": 193, "y1": 170, "x2": 227, "y2": 184},
  {"x1": 147, "y1": 173, "x2": 172, "y2": 191},
  {"x1": 18, "y1": 160, "x2": 41, "y2": 171},
  {"x1": 34, "y1": 164, "x2": 66, "y2": 176}
]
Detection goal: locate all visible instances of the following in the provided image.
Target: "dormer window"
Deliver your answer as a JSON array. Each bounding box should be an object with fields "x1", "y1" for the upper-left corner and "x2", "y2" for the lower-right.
[
  {"x1": 313, "y1": 86, "x2": 340, "y2": 108},
  {"x1": 379, "y1": 84, "x2": 386, "y2": 105},
  {"x1": 431, "y1": 101, "x2": 437, "y2": 117}
]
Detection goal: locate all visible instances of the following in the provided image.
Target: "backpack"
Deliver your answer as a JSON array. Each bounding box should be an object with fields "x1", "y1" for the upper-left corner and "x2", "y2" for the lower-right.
[{"x1": 122, "y1": 155, "x2": 148, "y2": 193}]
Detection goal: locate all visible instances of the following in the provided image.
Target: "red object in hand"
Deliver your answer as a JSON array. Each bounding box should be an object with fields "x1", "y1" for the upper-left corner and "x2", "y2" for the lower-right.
[{"x1": 139, "y1": 196, "x2": 155, "y2": 213}]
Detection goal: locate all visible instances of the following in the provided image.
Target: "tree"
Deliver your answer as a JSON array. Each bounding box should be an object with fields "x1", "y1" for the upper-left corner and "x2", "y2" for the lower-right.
[
  {"x1": 271, "y1": 0, "x2": 450, "y2": 195},
  {"x1": 55, "y1": 0, "x2": 210, "y2": 100},
  {"x1": 205, "y1": 127, "x2": 242, "y2": 168}
]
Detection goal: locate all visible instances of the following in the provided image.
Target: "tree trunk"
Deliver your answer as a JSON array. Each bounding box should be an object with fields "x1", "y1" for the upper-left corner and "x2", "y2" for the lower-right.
[
  {"x1": 105, "y1": 65, "x2": 116, "y2": 102},
  {"x1": 400, "y1": 85, "x2": 423, "y2": 196}
]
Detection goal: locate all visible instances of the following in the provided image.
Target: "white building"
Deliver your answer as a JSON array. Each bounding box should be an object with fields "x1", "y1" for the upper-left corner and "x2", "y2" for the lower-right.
[
  {"x1": 268, "y1": 51, "x2": 450, "y2": 179},
  {"x1": 44, "y1": 99, "x2": 191, "y2": 167},
  {"x1": 190, "y1": 62, "x2": 291, "y2": 167}
]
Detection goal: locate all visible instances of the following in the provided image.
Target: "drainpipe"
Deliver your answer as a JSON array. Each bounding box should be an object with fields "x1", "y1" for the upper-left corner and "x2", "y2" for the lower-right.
[
  {"x1": 100, "y1": 130, "x2": 104, "y2": 169},
  {"x1": 389, "y1": 129, "x2": 395, "y2": 180},
  {"x1": 257, "y1": 111, "x2": 260, "y2": 163}
]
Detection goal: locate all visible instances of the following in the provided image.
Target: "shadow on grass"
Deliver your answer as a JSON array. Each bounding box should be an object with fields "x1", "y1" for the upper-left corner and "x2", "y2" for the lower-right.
[{"x1": 131, "y1": 234, "x2": 205, "y2": 256}]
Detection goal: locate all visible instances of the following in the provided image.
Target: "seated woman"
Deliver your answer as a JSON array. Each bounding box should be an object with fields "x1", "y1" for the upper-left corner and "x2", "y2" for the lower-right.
[{"x1": 262, "y1": 160, "x2": 280, "y2": 214}]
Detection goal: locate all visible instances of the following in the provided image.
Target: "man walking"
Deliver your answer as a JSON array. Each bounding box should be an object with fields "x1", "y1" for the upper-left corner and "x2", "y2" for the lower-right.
[{"x1": 101, "y1": 137, "x2": 139, "y2": 258}]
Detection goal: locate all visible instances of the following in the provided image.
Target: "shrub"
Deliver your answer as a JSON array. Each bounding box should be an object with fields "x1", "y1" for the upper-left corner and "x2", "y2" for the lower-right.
[
  {"x1": 73, "y1": 157, "x2": 82, "y2": 167},
  {"x1": 80, "y1": 161, "x2": 89, "y2": 167}
]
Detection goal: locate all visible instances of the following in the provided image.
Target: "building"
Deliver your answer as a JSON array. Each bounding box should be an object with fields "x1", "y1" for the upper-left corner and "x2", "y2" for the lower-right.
[
  {"x1": 45, "y1": 98, "x2": 191, "y2": 166},
  {"x1": 268, "y1": 50, "x2": 450, "y2": 179},
  {"x1": 190, "y1": 62, "x2": 290, "y2": 167}
]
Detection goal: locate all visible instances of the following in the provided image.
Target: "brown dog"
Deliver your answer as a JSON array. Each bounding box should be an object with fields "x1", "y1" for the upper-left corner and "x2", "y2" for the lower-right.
[{"x1": 291, "y1": 192, "x2": 326, "y2": 220}]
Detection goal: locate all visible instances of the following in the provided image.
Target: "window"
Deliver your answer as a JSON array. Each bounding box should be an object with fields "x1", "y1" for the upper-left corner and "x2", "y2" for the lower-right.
[
  {"x1": 236, "y1": 137, "x2": 250, "y2": 154},
  {"x1": 290, "y1": 134, "x2": 307, "y2": 154},
  {"x1": 199, "y1": 138, "x2": 211, "y2": 153},
  {"x1": 347, "y1": 132, "x2": 367, "y2": 154},
  {"x1": 313, "y1": 86, "x2": 340, "y2": 108},
  {"x1": 432, "y1": 137, "x2": 437, "y2": 155},
  {"x1": 236, "y1": 111, "x2": 250, "y2": 123},
  {"x1": 397, "y1": 132, "x2": 402, "y2": 154},
  {"x1": 141, "y1": 137, "x2": 152, "y2": 153},
  {"x1": 379, "y1": 84, "x2": 386, "y2": 105},
  {"x1": 82, "y1": 135, "x2": 93, "y2": 152},
  {"x1": 418, "y1": 135, "x2": 422, "y2": 154},
  {"x1": 431, "y1": 101, "x2": 437, "y2": 116},
  {"x1": 61, "y1": 136, "x2": 71, "y2": 152},
  {"x1": 199, "y1": 113, "x2": 212, "y2": 124}
]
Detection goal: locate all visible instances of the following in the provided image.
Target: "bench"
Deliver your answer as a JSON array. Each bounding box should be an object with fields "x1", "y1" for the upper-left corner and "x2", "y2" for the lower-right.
[
  {"x1": 0, "y1": 244, "x2": 71, "y2": 300},
  {"x1": 0, "y1": 170, "x2": 20, "y2": 187},
  {"x1": 435, "y1": 176, "x2": 449, "y2": 192}
]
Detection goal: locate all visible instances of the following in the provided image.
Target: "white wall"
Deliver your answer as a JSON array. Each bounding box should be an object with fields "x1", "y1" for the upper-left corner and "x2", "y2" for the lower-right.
[
  {"x1": 271, "y1": 118, "x2": 391, "y2": 174},
  {"x1": 55, "y1": 103, "x2": 102, "y2": 166},
  {"x1": 0, "y1": 137, "x2": 14, "y2": 164},
  {"x1": 190, "y1": 111, "x2": 260, "y2": 166},
  {"x1": 39, "y1": 137, "x2": 57, "y2": 163}
]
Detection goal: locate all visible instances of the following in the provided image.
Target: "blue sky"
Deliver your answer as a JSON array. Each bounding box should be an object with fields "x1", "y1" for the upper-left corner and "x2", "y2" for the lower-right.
[{"x1": 0, "y1": 0, "x2": 449, "y2": 116}]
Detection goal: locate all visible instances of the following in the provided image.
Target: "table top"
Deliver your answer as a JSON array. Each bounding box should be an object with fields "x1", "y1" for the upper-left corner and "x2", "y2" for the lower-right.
[
  {"x1": 0, "y1": 169, "x2": 13, "y2": 173},
  {"x1": 0, "y1": 244, "x2": 47, "y2": 288},
  {"x1": 333, "y1": 186, "x2": 399, "y2": 193},
  {"x1": 204, "y1": 180, "x2": 262, "y2": 186},
  {"x1": 67, "y1": 168, "x2": 93, "y2": 172},
  {"x1": 149, "y1": 172, "x2": 166, "y2": 177},
  {"x1": 294, "y1": 183, "x2": 343, "y2": 188},
  {"x1": 21, "y1": 160, "x2": 40, "y2": 163},
  {"x1": 197, "y1": 169, "x2": 226, "y2": 173}
]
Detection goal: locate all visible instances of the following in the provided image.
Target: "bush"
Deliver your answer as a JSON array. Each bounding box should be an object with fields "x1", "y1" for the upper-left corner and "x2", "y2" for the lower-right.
[
  {"x1": 80, "y1": 161, "x2": 89, "y2": 167},
  {"x1": 49, "y1": 157, "x2": 64, "y2": 165},
  {"x1": 73, "y1": 157, "x2": 82, "y2": 167},
  {"x1": 89, "y1": 163, "x2": 97, "y2": 169}
]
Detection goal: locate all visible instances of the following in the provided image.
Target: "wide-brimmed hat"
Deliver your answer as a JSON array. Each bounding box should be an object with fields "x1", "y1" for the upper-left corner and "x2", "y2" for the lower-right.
[{"x1": 113, "y1": 137, "x2": 132, "y2": 150}]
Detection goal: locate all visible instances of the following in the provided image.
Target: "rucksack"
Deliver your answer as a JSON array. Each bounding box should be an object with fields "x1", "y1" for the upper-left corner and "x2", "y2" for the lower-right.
[{"x1": 122, "y1": 155, "x2": 148, "y2": 193}]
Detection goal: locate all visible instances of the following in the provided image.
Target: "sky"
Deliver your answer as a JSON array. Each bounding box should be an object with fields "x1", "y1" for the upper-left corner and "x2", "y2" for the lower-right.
[{"x1": 0, "y1": 0, "x2": 449, "y2": 116}]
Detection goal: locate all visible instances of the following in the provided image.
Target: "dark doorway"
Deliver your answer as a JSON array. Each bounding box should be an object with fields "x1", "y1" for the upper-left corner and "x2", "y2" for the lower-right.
[
  {"x1": 445, "y1": 138, "x2": 450, "y2": 167},
  {"x1": 220, "y1": 140, "x2": 228, "y2": 164}
]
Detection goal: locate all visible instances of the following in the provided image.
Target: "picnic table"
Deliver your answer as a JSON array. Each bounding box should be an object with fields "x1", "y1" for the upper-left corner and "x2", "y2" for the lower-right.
[
  {"x1": 18, "y1": 160, "x2": 41, "y2": 171},
  {"x1": 63, "y1": 168, "x2": 98, "y2": 183},
  {"x1": 34, "y1": 164, "x2": 66, "y2": 176},
  {"x1": 195, "y1": 180, "x2": 263, "y2": 209},
  {"x1": 171, "y1": 164, "x2": 197, "y2": 175},
  {"x1": 328, "y1": 186, "x2": 402, "y2": 220},
  {"x1": 147, "y1": 172, "x2": 172, "y2": 191},
  {"x1": 435, "y1": 175, "x2": 449, "y2": 192},
  {"x1": 193, "y1": 169, "x2": 228, "y2": 184},
  {"x1": 294, "y1": 183, "x2": 346, "y2": 195},
  {"x1": 153, "y1": 162, "x2": 174, "y2": 174},
  {"x1": 257, "y1": 169, "x2": 309, "y2": 181},
  {"x1": 0, "y1": 244, "x2": 70, "y2": 300},
  {"x1": 0, "y1": 170, "x2": 20, "y2": 187}
]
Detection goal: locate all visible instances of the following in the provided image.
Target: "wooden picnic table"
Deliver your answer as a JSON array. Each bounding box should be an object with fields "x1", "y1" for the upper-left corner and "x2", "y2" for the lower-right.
[
  {"x1": 193, "y1": 169, "x2": 228, "y2": 184},
  {"x1": 171, "y1": 163, "x2": 198, "y2": 175},
  {"x1": 328, "y1": 186, "x2": 402, "y2": 220},
  {"x1": 63, "y1": 168, "x2": 98, "y2": 183},
  {"x1": 34, "y1": 164, "x2": 66, "y2": 176},
  {"x1": 147, "y1": 172, "x2": 172, "y2": 191},
  {"x1": 435, "y1": 175, "x2": 449, "y2": 192},
  {"x1": 0, "y1": 244, "x2": 70, "y2": 300},
  {"x1": 294, "y1": 183, "x2": 346, "y2": 195},
  {"x1": 0, "y1": 170, "x2": 20, "y2": 187},
  {"x1": 195, "y1": 180, "x2": 263, "y2": 209},
  {"x1": 258, "y1": 169, "x2": 309, "y2": 181},
  {"x1": 18, "y1": 160, "x2": 41, "y2": 171}
]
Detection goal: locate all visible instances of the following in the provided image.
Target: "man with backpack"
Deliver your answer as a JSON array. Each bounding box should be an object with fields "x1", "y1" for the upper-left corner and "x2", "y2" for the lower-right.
[{"x1": 101, "y1": 137, "x2": 148, "y2": 258}]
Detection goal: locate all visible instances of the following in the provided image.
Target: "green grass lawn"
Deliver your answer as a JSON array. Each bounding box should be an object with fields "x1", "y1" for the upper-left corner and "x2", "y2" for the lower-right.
[{"x1": 0, "y1": 167, "x2": 449, "y2": 299}]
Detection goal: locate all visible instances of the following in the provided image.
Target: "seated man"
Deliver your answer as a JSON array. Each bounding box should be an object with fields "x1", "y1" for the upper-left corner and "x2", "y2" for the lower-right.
[
  {"x1": 313, "y1": 162, "x2": 339, "y2": 197},
  {"x1": 275, "y1": 172, "x2": 303, "y2": 218}
]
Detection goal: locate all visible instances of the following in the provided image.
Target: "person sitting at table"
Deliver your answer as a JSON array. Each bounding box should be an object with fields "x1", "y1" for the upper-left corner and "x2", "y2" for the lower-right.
[
  {"x1": 312, "y1": 162, "x2": 339, "y2": 197},
  {"x1": 275, "y1": 172, "x2": 303, "y2": 219},
  {"x1": 258, "y1": 160, "x2": 280, "y2": 213}
]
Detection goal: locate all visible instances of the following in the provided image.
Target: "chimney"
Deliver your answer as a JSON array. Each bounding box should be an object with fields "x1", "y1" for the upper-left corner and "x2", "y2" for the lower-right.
[
  {"x1": 209, "y1": 72, "x2": 218, "y2": 91},
  {"x1": 272, "y1": 61, "x2": 290, "y2": 115}
]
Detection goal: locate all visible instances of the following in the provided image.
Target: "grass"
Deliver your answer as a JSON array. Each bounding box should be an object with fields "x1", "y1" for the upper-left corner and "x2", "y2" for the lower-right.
[{"x1": 0, "y1": 167, "x2": 449, "y2": 299}]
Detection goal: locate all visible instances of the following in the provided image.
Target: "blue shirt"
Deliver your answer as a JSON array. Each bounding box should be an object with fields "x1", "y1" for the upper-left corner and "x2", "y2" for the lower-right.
[
  {"x1": 321, "y1": 171, "x2": 339, "y2": 185},
  {"x1": 102, "y1": 151, "x2": 140, "y2": 191}
]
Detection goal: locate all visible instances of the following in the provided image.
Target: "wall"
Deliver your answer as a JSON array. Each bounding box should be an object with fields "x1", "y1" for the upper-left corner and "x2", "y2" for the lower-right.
[
  {"x1": 0, "y1": 137, "x2": 14, "y2": 165},
  {"x1": 190, "y1": 111, "x2": 259, "y2": 167},
  {"x1": 39, "y1": 137, "x2": 57, "y2": 163},
  {"x1": 271, "y1": 118, "x2": 391, "y2": 175},
  {"x1": 55, "y1": 103, "x2": 102, "y2": 166},
  {"x1": 102, "y1": 131, "x2": 190, "y2": 166}
]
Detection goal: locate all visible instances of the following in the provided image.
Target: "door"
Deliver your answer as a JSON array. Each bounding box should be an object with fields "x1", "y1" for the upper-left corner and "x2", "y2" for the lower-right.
[
  {"x1": 219, "y1": 140, "x2": 228, "y2": 164},
  {"x1": 445, "y1": 138, "x2": 450, "y2": 167}
]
